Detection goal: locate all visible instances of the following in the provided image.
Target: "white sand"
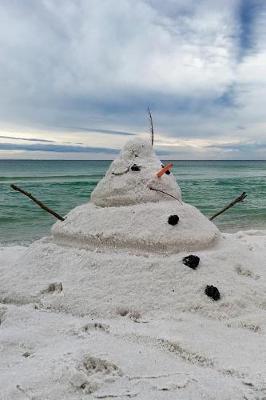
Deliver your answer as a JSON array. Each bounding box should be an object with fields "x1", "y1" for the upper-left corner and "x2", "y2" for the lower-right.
[
  {"x1": 0, "y1": 230, "x2": 266, "y2": 399},
  {"x1": 0, "y1": 138, "x2": 265, "y2": 399}
]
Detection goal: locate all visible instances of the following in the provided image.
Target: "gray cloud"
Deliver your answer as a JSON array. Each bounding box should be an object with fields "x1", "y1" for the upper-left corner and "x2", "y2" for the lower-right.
[
  {"x1": 67, "y1": 127, "x2": 136, "y2": 136},
  {"x1": 207, "y1": 141, "x2": 266, "y2": 152},
  {"x1": 0, "y1": 142, "x2": 119, "y2": 154},
  {"x1": 0, "y1": 135, "x2": 55, "y2": 143},
  {"x1": 0, "y1": 0, "x2": 266, "y2": 159}
]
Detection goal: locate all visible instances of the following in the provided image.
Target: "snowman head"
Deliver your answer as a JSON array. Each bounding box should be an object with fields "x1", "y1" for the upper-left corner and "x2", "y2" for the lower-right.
[{"x1": 91, "y1": 137, "x2": 182, "y2": 207}]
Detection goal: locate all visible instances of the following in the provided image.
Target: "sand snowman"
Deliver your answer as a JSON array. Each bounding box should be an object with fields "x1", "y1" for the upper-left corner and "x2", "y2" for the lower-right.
[
  {"x1": 52, "y1": 137, "x2": 220, "y2": 253},
  {"x1": 2, "y1": 140, "x2": 266, "y2": 400}
]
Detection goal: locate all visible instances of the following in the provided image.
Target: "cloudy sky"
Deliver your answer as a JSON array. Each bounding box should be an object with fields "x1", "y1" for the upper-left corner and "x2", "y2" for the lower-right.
[{"x1": 0, "y1": 0, "x2": 266, "y2": 159}]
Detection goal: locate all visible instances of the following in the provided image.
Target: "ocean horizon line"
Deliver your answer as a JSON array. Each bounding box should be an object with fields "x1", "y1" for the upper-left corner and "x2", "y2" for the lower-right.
[{"x1": 1, "y1": 159, "x2": 266, "y2": 162}]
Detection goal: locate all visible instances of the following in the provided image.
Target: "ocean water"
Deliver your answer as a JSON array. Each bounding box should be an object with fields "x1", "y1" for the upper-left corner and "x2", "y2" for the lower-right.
[{"x1": 0, "y1": 159, "x2": 266, "y2": 245}]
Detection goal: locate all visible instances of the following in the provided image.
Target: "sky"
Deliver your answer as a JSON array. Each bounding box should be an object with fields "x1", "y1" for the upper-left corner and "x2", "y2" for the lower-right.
[{"x1": 0, "y1": 0, "x2": 266, "y2": 160}]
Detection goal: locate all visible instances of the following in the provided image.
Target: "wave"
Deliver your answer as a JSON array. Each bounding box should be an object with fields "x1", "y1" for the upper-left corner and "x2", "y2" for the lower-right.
[{"x1": 0, "y1": 175, "x2": 104, "y2": 183}]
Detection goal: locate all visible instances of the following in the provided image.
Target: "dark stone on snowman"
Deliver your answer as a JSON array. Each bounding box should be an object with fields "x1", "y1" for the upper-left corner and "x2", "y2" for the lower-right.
[
  {"x1": 168, "y1": 215, "x2": 179, "y2": 225},
  {"x1": 131, "y1": 164, "x2": 141, "y2": 171},
  {"x1": 205, "y1": 285, "x2": 220, "y2": 301},
  {"x1": 182, "y1": 255, "x2": 200, "y2": 269}
]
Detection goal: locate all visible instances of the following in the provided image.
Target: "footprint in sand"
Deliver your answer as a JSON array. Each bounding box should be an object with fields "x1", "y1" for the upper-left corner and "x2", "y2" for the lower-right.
[
  {"x1": 41, "y1": 282, "x2": 63, "y2": 294},
  {"x1": 82, "y1": 322, "x2": 110, "y2": 333},
  {"x1": 70, "y1": 355, "x2": 122, "y2": 394},
  {"x1": 235, "y1": 266, "x2": 260, "y2": 280},
  {"x1": 82, "y1": 355, "x2": 122, "y2": 376}
]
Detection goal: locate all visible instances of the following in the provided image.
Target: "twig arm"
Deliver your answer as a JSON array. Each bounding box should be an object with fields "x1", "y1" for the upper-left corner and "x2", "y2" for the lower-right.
[
  {"x1": 10, "y1": 184, "x2": 65, "y2": 221},
  {"x1": 147, "y1": 107, "x2": 154, "y2": 146},
  {"x1": 209, "y1": 192, "x2": 247, "y2": 221},
  {"x1": 149, "y1": 186, "x2": 182, "y2": 204}
]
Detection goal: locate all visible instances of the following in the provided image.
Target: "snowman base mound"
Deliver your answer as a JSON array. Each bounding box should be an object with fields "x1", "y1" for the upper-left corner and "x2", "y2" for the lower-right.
[{"x1": 52, "y1": 201, "x2": 220, "y2": 254}]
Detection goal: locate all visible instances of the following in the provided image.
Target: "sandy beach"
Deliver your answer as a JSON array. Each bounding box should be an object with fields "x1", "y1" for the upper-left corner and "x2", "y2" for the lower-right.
[
  {"x1": 0, "y1": 229, "x2": 266, "y2": 399},
  {"x1": 1, "y1": 138, "x2": 265, "y2": 400}
]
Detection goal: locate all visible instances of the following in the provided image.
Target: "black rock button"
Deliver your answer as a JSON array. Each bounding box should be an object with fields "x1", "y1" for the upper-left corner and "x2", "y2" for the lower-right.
[
  {"x1": 131, "y1": 164, "x2": 141, "y2": 171},
  {"x1": 205, "y1": 285, "x2": 220, "y2": 301},
  {"x1": 168, "y1": 215, "x2": 179, "y2": 225},
  {"x1": 182, "y1": 255, "x2": 200, "y2": 269}
]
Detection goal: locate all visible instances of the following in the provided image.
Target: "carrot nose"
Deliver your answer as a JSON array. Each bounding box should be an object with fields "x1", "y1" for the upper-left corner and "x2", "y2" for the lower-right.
[{"x1": 156, "y1": 163, "x2": 173, "y2": 177}]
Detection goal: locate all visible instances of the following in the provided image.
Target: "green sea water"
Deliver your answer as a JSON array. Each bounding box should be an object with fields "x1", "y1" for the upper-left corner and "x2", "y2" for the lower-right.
[{"x1": 0, "y1": 160, "x2": 266, "y2": 245}]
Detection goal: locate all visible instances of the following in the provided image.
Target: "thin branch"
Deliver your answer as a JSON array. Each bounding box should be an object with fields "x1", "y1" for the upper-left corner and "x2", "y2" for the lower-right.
[
  {"x1": 209, "y1": 192, "x2": 247, "y2": 221},
  {"x1": 10, "y1": 184, "x2": 65, "y2": 221},
  {"x1": 147, "y1": 107, "x2": 154, "y2": 146},
  {"x1": 149, "y1": 186, "x2": 182, "y2": 204},
  {"x1": 112, "y1": 167, "x2": 129, "y2": 176}
]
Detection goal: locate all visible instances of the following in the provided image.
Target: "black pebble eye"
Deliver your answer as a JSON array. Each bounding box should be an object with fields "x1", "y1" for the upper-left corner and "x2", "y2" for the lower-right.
[
  {"x1": 168, "y1": 215, "x2": 179, "y2": 225},
  {"x1": 131, "y1": 164, "x2": 141, "y2": 171}
]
